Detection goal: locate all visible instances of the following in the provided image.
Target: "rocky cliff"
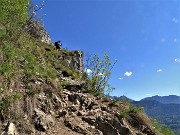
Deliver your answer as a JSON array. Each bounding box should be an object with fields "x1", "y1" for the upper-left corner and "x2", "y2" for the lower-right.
[
  {"x1": 0, "y1": 26, "x2": 162, "y2": 135},
  {"x1": 26, "y1": 21, "x2": 52, "y2": 44},
  {"x1": 0, "y1": 49, "x2": 162, "y2": 135},
  {"x1": 0, "y1": 74, "x2": 162, "y2": 135},
  {"x1": 56, "y1": 50, "x2": 84, "y2": 73}
]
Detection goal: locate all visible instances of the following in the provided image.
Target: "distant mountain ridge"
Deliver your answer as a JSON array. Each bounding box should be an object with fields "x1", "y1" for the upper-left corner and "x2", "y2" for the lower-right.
[
  {"x1": 141, "y1": 95, "x2": 180, "y2": 104},
  {"x1": 108, "y1": 95, "x2": 134, "y2": 102},
  {"x1": 109, "y1": 95, "x2": 180, "y2": 133},
  {"x1": 132, "y1": 100, "x2": 180, "y2": 130}
]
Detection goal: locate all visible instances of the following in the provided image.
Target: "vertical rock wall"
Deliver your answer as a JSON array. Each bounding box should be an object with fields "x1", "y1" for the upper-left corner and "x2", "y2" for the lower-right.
[
  {"x1": 26, "y1": 21, "x2": 52, "y2": 44},
  {"x1": 58, "y1": 50, "x2": 84, "y2": 73},
  {"x1": 69, "y1": 50, "x2": 84, "y2": 73}
]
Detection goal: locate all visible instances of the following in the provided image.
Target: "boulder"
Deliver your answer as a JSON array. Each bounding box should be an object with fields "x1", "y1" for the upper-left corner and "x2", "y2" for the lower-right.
[
  {"x1": 33, "y1": 109, "x2": 55, "y2": 132},
  {"x1": 1, "y1": 122, "x2": 18, "y2": 135}
]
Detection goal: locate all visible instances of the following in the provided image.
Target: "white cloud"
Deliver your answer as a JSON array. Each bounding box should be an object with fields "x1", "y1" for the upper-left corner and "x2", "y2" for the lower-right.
[
  {"x1": 124, "y1": 72, "x2": 133, "y2": 77},
  {"x1": 175, "y1": 58, "x2": 180, "y2": 63},
  {"x1": 145, "y1": 94, "x2": 151, "y2": 96},
  {"x1": 157, "y1": 69, "x2": 163, "y2": 72},
  {"x1": 172, "y1": 17, "x2": 179, "y2": 23},
  {"x1": 86, "y1": 69, "x2": 92, "y2": 75},
  {"x1": 119, "y1": 78, "x2": 123, "y2": 80}
]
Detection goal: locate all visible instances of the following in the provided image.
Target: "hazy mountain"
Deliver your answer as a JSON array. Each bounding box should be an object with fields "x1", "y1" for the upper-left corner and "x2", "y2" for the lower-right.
[
  {"x1": 131, "y1": 95, "x2": 180, "y2": 132},
  {"x1": 141, "y1": 95, "x2": 180, "y2": 104},
  {"x1": 108, "y1": 95, "x2": 135, "y2": 102},
  {"x1": 110, "y1": 95, "x2": 180, "y2": 132}
]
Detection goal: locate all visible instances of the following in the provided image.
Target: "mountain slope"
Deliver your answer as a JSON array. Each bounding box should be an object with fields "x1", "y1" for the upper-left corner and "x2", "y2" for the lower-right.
[
  {"x1": 0, "y1": 28, "x2": 163, "y2": 135},
  {"x1": 132, "y1": 100, "x2": 180, "y2": 130},
  {"x1": 109, "y1": 95, "x2": 180, "y2": 134},
  {"x1": 131, "y1": 96, "x2": 180, "y2": 135}
]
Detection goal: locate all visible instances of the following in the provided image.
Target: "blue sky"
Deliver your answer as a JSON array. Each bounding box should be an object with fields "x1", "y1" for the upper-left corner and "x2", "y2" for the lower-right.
[{"x1": 32, "y1": 0, "x2": 180, "y2": 101}]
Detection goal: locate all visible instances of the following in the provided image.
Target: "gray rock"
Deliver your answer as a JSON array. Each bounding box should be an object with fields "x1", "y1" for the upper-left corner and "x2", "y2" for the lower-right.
[
  {"x1": 1, "y1": 122, "x2": 18, "y2": 135},
  {"x1": 58, "y1": 109, "x2": 67, "y2": 117},
  {"x1": 69, "y1": 50, "x2": 84, "y2": 73},
  {"x1": 51, "y1": 94, "x2": 64, "y2": 110},
  {"x1": 64, "y1": 117, "x2": 88, "y2": 134},
  {"x1": 26, "y1": 21, "x2": 52, "y2": 44},
  {"x1": 58, "y1": 50, "x2": 84, "y2": 73},
  {"x1": 33, "y1": 109, "x2": 55, "y2": 132}
]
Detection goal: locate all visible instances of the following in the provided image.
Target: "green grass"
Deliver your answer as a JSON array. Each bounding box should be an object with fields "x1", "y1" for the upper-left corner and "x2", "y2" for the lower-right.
[
  {"x1": 119, "y1": 104, "x2": 144, "y2": 118},
  {"x1": 152, "y1": 119, "x2": 176, "y2": 135}
]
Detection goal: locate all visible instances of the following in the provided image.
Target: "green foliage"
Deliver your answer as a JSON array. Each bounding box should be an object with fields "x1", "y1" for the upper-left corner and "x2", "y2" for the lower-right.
[
  {"x1": 119, "y1": 104, "x2": 144, "y2": 118},
  {"x1": 0, "y1": 0, "x2": 30, "y2": 40},
  {"x1": 0, "y1": 43, "x2": 18, "y2": 78},
  {"x1": 0, "y1": 27, "x2": 6, "y2": 39},
  {"x1": 3, "y1": 43, "x2": 17, "y2": 60},
  {"x1": 0, "y1": 88, "x2": 22, "y2": 112},
  {"x1": 0, "y1": 91, "x2": 22, "y2": 121},
  {"x1": 60, "y1": 81, "x2": 70, "y2": 89},
  {"x1": 42, "y1": 64, "x2": 57, "y2": 79},
  {"x1": 0, "y1": 0, "x2": 29, "y2": 25},
  {"x1": 0, "y1": 62, "x2": 17, "y2": 77},
  {"x1": 152, "y1": 119, "x2": 176, "y2": 135},
  {"x1": 26, "y1": 86, "x2": 38, "y2": 97},
  {"x1": 0, "y1": 96, "x2": 11, "y2": 110},
  {"x1": 12, "y1": 113, "x2": 22, "y2": 120},
  {"x1": 86, "y1": 52, "x2": 117, "y2": 95}
]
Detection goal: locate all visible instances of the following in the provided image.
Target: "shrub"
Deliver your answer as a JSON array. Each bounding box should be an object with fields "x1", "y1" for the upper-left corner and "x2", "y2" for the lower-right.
[
  {"x1": 85, "y1": 52, "x2": 117, "y2": 95},
  {"x1": 119, "y1": 104, "x2": 144, "y2": 118}
]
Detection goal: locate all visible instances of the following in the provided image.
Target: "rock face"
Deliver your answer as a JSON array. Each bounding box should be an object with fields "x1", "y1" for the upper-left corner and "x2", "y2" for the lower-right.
[
  {"x1": 26, "y1": 21, "x2": 84, "y2": 73},
  {"x1": 26, "y1": 21, "x2": 52, "y2": 44},
  {"x1": 69, "y1": 50, "x2": 84, "y2": 73},
  {"x1": 33, "y1": 109, "x2": 55, "y2": 132},
  {"x1": 1, "y1": 122, "x2": 18, "y2": 135},
  {"x1": 0, "y1": 72, "x2": 162, "y2": 135},
  {"x1": 57, "y1": 50, "x2": 84, "y2": 73}
]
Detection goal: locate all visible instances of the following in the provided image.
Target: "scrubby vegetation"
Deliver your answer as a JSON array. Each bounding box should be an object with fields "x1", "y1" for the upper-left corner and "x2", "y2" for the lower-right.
[
  {"x1": 85, "y1": 53, "x2": 117, "y2": 95},
  {"x1": 153, "y1": 119, "x2": 176, "y2": 135},
  {"x1": 119, "y1": 104, "x2": 144, "y2": 118}
]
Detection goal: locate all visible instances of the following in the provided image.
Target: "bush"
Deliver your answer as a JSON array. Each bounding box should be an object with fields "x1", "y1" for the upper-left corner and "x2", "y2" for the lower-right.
[
  {"x1": 85, "y1": 52, "x2": 117, "y2": 95},
  {"x1": 119, "y1": 104, "x2": 144, "y2": 118}
]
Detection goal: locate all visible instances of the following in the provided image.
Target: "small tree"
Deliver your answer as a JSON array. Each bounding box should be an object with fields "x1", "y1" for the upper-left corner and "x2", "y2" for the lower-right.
[
  {"x1": 85, "y1": 52, "x2": 117, "y2": 95},
  {"x1": 27, "y1": 0, "x2": 46, "y2": 26}
]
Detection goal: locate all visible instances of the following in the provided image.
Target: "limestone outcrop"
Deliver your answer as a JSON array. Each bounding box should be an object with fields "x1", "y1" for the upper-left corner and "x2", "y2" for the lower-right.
[
  {"x1": 56, "y1": 50, "x2": 84, "y2": 73},
  {"x1": 26, "y1": 21, "x2": 52, "y2": 44}
]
